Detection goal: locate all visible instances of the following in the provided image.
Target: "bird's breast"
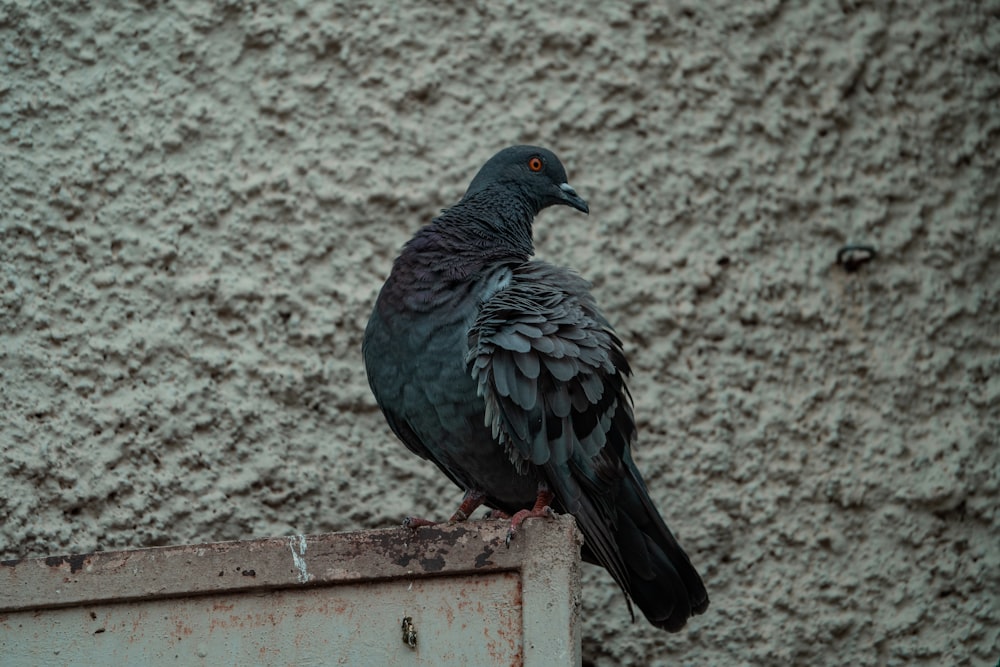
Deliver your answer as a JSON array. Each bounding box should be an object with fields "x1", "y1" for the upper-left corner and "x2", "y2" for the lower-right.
[{"x1": 363, "y1": 260, "x2": 544, "y2": 509}]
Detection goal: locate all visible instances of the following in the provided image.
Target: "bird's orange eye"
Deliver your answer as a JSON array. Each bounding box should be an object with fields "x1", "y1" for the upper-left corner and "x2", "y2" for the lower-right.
[{"x1": 528, "y1": 157, "x2": 543, "y2": 172}]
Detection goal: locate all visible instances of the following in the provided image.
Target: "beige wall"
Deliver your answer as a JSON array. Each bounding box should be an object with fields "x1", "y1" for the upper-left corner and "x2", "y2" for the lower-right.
[{"x1": 2, "y1": 1, "x2": 997, "y2": 665}]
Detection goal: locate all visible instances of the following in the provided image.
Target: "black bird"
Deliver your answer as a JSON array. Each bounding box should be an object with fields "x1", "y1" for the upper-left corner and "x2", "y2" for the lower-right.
[{"x1": 363, "y1": 145, "x2": 708, "y2": 631}]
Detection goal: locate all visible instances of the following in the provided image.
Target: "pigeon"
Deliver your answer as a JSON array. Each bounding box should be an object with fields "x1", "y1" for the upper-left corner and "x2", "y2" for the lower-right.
[{"x1": 363, "y1": 145, "x2": 709, "y2": 631}]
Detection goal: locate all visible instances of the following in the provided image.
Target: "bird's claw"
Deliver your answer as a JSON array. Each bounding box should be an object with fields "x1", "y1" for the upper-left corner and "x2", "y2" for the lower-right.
[
  {"x1": 504, "y1": 505, "x2": 554, "y2": 547},
  {"x1": 402, "y1": 516, "x2": 437, "y2": 529},
  {"x1": 505, "y1": 530, "x2": 513, "y2": 548}
]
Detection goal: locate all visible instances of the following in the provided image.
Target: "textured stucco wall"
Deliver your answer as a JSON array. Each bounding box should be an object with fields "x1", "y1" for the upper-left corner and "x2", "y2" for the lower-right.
[{"x1": 2, "y1": 1, "x2": 998, "y2": 665}]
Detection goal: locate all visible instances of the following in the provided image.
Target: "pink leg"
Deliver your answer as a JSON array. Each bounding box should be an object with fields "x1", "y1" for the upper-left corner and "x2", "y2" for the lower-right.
[
  {"x1": 505, "y1": 486, "x2": 555, "y2": 547},
  {"x1": 449, "y1": 490, "x2": 487, "y2": 522},
  {"x1": 403, "y1": 490, "x2": 487, "y2": 529}
]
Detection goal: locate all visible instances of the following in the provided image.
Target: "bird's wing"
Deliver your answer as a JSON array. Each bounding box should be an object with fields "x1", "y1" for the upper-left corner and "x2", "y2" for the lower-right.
[
  {"x1": 466, "y1": 261, "x2": 637, "y2": 595},
  {"x1": 466, "y1": 262, "x2": 634, "y2": 468}
]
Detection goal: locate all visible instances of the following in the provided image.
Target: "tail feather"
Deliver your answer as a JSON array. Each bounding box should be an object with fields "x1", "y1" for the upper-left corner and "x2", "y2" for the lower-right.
[
  {"x1": 574, "y1": 455, "x2": 709, "y2": 631},
  {"x1": 618, "y1": 462, "x2": 709, "y2": 630},
  {"x1": 545, "y1": 448, "x2": 708, "y2": 632}
]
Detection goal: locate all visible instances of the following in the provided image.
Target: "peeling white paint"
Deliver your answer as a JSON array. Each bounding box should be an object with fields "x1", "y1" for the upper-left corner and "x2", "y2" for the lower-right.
[{"x1": 288, "y1": 535, "x2": 311, "y2": 583}]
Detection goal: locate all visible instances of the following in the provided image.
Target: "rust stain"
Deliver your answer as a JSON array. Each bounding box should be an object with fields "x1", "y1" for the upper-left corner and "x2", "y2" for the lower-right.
[
  {"x1": 477, "y1": 573, "x2": 523, "y2": 666},
  {"x1": 441, "y1": 600, "x2": 455, "y2": 626},
  {"x1": 208, "y1": 616, "x2": 229, "y2": 633},
  {"x1": 173, "y1": 617, "x2": 193, "y2": 637},
  {"x1": 486, "y1": 603, "x2": 523, "y2": 667},
  {"x1": 128, "y1": 609, "x2": 146, "y2": 638},
  {"x1": 108, "y1": 551, "x2": 133, "y2": 574}
]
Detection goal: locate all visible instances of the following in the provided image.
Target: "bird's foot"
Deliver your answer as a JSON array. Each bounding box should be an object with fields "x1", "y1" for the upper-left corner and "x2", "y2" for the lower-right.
[
  {"x1": 484, "y1": 509, "x2": 511, "y2": 520},
  {"x1": 505, "y1": 487, "x2": 556, "y2": 547},
  {"x1": 403, "y1": 490, "x2": 487, "y2": 530},
  {"x1": 505, "y1": 506, "x2": 554, "y2": 547}
]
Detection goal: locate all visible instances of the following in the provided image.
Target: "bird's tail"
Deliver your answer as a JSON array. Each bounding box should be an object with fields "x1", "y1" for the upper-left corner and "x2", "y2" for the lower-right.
[
  {"x1": 546, "y1": 450, "x2": 709, "y2": 632},
  {"x1": 613, "y1": 458, "x2": 709, "y2": 631}
]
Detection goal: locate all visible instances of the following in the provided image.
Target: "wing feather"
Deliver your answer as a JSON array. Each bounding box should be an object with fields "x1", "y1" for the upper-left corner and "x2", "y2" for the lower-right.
[
  {"x1": 467, "y1": 262, "x2": 633, "y2": 468},
  {"x1": 466, "y1": 260, "x2": 642, "y2": 617}
]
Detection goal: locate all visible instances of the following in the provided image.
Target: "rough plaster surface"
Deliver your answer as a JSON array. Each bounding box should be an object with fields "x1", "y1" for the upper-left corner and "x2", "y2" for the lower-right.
[{"x1": 1, "y1": 1, "x2": 997, "y2": 665}]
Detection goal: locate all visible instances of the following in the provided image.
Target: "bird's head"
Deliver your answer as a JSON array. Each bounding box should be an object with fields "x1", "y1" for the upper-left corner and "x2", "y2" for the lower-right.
[{"x1": 463, "y1": 145, "x2": 589, "y2": 216}]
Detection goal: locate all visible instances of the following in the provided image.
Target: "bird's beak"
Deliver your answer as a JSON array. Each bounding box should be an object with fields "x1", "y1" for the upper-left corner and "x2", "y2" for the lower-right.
[{"x1": 558, "y1": 183, "x2": 589, "y2": 214}]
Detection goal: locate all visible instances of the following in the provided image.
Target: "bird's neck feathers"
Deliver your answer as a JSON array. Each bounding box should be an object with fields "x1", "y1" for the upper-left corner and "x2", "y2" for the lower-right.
[{"x1": 408, "y1": 186, "x2": 537, "y2": 266}]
